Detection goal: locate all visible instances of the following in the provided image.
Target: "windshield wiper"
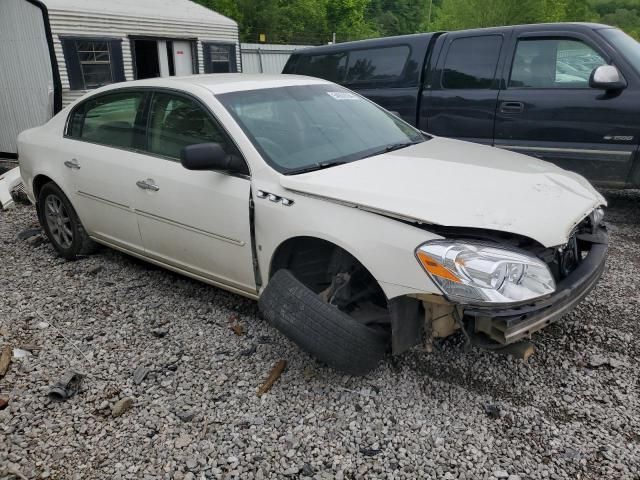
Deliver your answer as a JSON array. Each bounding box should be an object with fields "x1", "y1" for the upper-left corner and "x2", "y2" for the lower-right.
[
  {"x1": 360, "y1": 140, "x2": 425, "y2": 159},
  {"x1": 286, "y1": 160, "x2": 347, "y2": 175}
]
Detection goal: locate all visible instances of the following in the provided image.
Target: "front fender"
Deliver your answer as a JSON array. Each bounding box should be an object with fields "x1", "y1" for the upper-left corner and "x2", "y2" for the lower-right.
[{"x1": 254, "y1": 188, "x2": 443, "y2": 299}]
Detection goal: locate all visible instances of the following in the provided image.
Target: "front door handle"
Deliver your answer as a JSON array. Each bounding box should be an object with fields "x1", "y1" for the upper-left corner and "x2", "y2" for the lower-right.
[
  {"x1": 136, "y1": 179, "x2": 160, "y2": 191},
  {"x1": 64, "y1": 159, "x2": 81, "y2": 169},
  {"x1": 499, "y1": 101, "x2": 525, "y2": 114}
]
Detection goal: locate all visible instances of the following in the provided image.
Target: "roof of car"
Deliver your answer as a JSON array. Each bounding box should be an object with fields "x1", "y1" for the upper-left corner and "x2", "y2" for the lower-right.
[{"x1": 98, "y1": 74, "x2": 331, "y2": 95}]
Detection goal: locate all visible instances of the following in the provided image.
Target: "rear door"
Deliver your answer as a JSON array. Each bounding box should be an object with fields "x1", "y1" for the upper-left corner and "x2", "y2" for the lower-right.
[
  {"x1": 63, "y1": 90, "x2": 147, "y2": 253},
  {"x1": 494, "y1": 30, "x2": 637, "y2": 186},
  {"x1": 420, "y1": 31, "x2": 509, "y2": 144}
]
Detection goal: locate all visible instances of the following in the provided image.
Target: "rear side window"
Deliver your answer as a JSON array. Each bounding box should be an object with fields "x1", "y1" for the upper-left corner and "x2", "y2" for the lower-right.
[
  {"x1": 295, "y1": 53, "x2": 348, "y2": 82},
  {"x1": 441, "y1": 36, "x2": 503, "y2": 89},
  {"x1": 147, "y1": 92, "x2": 233, "y2": 160},
  {"x1": 345, "y1": 46, "x2": 410, "y2": 84},
  {"x1": 293, "y1": 46, "x2": 411, "y2": 85},
  {"x1": 67, "y1": 91, "x2": 145, "y2": 149}
]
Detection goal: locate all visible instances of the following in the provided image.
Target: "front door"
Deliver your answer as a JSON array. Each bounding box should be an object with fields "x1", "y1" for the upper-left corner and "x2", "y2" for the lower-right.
[
  {"x1": 494, "y1": 32, "x2": 638, "y2": 187},
  {"x1": 132, "y1": 91, "x2": 255, "y2": 293},
  {"x1": 421, "y1": 32, "x2": 508, "y2": 144},
  {"x1": 63, "y1": 90, "x2": 147, "y2": 252}
]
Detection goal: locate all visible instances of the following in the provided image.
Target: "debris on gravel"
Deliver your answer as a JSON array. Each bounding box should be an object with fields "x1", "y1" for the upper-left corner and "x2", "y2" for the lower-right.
[
  {"x1": 112, "y1": 397, "x2": 134, "y2": 417},
  {"x1": 1, "y1": 191, "x2": 640, "y2": 479}
]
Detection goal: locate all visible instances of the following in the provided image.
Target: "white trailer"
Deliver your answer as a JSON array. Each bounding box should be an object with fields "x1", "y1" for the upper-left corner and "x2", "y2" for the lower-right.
[{"x1": 0, "y1": 0, "x2": 240, "y2": 156}]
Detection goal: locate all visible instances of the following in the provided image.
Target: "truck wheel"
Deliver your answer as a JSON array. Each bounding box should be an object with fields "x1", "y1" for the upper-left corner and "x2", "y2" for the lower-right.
[
  {"x1": 259, "y1": 269, "x2": 389, "y2": 376},
  {"x1": 38, "y1": 182, "x2": 97, "y2": 260}
]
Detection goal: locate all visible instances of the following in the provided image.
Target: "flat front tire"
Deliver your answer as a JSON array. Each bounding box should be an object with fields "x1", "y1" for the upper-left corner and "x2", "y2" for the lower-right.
[
  {"x1": 38, "y1": 182, "x2": 96, "y2": 260},
  {"x1": 259, "y1": 269, "x2": 390, "y2": 376}
]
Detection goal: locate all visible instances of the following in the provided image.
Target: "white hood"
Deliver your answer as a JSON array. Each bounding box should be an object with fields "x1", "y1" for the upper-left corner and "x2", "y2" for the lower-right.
[{"x1": 279, "y1": 137, "x2": 606, "y2": 248}]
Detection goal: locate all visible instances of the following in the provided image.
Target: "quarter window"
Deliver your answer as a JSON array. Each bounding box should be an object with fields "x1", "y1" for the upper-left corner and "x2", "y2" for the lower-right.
[
  {"x1": 510, "y1": 38, "x2": 606, "y2": 88},
  {"x1": 441, "y1": 36, "x2": 503, "y2": 89},
  {"x1": 68, "y1": 92, "x2": 145, "y2": 149},
  {"x1": 147, "y1": 93, "x2": 232, "y2": 160}
]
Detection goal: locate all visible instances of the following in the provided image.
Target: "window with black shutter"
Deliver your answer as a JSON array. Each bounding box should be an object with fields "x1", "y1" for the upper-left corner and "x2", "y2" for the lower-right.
[
  {"x1": 203, "y1": 43, "x2": 237, "y2": 74},
  {"x1": 61, "y1": 37, "x2": 125, "y2": 90}
]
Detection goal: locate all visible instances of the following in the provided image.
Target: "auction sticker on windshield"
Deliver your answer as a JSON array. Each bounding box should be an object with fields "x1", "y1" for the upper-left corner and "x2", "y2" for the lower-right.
[{"x1": 327, "y1": 91, "x2": 360, "y2": 100}]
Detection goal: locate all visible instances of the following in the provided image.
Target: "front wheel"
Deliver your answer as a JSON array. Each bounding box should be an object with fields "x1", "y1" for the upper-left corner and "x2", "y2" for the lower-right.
[{"x1": 38, "y1": 182, "x2": 97, "y2": 260}]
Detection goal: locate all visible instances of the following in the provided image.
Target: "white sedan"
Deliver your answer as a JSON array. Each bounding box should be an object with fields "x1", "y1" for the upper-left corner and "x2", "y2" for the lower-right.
[{"x1": 18, "y1": 74, "x2": 608, "y2": 374}]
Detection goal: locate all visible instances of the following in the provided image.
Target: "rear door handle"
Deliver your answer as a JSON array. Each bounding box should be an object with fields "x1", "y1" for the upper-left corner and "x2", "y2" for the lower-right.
[
  {"x1": 64, "y1": 159, "x2": 81, "y2": 169},
  {"x1": 136, "y1": 179, "x2": 160, "y2": 191},
  {"x1": 499, "y1": 101, "x2": 524, "y2": 114}
]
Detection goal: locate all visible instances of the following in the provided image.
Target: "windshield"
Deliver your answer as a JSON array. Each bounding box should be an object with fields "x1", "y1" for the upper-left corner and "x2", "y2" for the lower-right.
[
  {"x1": 599, "y1": 28, "x2": 640, "y2": 74},
  {"x1": 217, "y1": 84, "x2": 426, "y2": 174}
]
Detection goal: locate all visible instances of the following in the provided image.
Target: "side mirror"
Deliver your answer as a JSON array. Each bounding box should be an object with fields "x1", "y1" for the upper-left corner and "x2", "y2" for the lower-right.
[
  {"x1": 589, "y1": 65, "x2": 627, "y2": 91},
  {"x1": 181, "y1": 143, "x2": 231, "y2": 171}
]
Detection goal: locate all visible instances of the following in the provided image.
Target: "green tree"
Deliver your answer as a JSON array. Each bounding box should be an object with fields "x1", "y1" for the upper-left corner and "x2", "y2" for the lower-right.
[{"x1": 432, "y1": 0, "x2": 545, "y2": 30}]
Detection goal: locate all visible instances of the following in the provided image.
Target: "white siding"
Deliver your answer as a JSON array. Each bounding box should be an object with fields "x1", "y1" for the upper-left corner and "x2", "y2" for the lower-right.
[
  {"x1": 0, "y1": 0, "x2": 53, "y2": 153},
  {"x1": 46, "y1": 8, "x2": 240, "y2": 106},
  {"x1": 241, "y1": 43, "x2": 309, "y2": 74}
]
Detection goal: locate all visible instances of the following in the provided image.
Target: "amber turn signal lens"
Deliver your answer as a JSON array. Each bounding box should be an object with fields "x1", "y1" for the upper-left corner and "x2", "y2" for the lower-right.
[{"x1": 417, "y1": 251, "x2": 461, "y2": 283}]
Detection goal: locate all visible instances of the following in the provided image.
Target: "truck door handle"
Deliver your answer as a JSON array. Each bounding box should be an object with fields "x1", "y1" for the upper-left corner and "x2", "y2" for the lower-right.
[
  {"x1": 64, "y1": 159, "x2": 81, "y2": 169},
  {"x1": 136, "y1": 179, "x2": 160, "y2": 191},
  {"x1": 500, "y1": 101, "x2": 524, "y2": 114}
]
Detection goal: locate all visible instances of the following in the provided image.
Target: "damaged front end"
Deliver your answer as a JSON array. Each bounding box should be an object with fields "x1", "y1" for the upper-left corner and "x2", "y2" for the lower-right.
[{"x1": 391, "y1": 211, "x2": 609, "y2": 354}]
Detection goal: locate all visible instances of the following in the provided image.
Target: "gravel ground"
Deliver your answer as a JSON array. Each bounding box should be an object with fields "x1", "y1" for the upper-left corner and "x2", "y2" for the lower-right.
[{"x1": 1, "y1": 192, "x2": 639, "y2": 480}]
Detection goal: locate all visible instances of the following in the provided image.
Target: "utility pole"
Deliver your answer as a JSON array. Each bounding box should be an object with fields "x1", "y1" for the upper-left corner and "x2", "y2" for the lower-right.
[{"x1": 427, "y1": 0, "x2": 433, "y2": 29}]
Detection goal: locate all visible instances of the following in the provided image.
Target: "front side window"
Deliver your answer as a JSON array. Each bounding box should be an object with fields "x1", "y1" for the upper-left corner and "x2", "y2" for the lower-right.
[
  {"x1": 441, "y1": 35, "x2": 503, "y2": 89},
  {"x1": 218, "y1": 84, "x2": 426, "y2": 174},
  {"x1": 68, "y1": 92, "x2": 145, "y2": 149},
  {"x1": 147, "y1": 93, "x2": 231, "y2": 160},
  {"x1": 510, "y1": 38, "x2": 606, "y2": 88}
]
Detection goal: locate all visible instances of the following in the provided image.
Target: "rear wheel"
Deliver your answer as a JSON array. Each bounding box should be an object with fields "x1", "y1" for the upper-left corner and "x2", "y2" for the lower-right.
[{"x1": 38, "y1": 182, "x2": 97, "y2": 260}]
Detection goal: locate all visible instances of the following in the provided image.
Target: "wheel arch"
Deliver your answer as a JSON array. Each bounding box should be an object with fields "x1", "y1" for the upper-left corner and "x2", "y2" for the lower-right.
[
  {"x1": 32, "y1": 173, "x2": 55, "y2": 200},
  {"x1": 268, "y1": 235, "x2": 386, "y2": 297}
]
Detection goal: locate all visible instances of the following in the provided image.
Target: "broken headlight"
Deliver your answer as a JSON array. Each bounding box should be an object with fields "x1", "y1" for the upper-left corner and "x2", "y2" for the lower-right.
[{"x1": 416, "y1": 241, "x2": 556, "y2": 304}]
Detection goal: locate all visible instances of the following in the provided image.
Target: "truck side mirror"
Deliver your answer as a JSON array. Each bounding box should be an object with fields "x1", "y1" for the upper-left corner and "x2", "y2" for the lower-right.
[{"x1": 589, "y1": 65, "x2": 627, "y2": 91}]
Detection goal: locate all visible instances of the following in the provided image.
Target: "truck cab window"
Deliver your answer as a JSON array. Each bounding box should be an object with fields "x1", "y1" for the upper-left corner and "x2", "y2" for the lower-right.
[
  {"x1": 441, "y1": 36, "x2": 503, "y2": 89},
  {"x1": 295, "y1": 53, "x2": 348, "y2": 83},
  {"x1": 344, "y1": 46, "x2": 410, "y2": 84},
  {"x1": 510, "y1": 39, "x2": 606, "y2": 89}
]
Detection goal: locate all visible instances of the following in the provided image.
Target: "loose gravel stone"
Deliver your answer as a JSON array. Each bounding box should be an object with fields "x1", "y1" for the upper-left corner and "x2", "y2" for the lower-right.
[{"x1": 1, "y1": 192, "x2": 639, "y2": 479}]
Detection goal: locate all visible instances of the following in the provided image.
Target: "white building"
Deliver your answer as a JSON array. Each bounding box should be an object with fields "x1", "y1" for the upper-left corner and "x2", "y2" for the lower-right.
[{"x1": 0, "y1": 0, "x2": 240, "y2": 155}]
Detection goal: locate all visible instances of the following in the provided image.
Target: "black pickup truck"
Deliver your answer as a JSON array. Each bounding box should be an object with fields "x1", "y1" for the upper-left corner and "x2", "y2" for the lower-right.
[{"x1": 283, "y1": 23, "x2": 640, "y2": 189}]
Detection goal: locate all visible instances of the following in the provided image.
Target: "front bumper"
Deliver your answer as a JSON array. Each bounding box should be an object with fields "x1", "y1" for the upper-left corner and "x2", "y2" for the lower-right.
[{"x1": 464, "y1": 228, "x2": 609, "y2": 345}]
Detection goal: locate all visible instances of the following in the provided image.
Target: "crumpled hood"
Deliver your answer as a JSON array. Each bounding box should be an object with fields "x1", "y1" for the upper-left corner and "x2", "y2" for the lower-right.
[{"x1": 279, "y1": 136, "x2": 606, "y2": 247}]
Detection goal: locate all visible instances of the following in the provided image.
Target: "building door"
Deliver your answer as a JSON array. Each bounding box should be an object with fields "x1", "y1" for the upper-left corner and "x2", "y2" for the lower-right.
[
  {"x1": 173, "y1": 40, "x2": 194, "y2": 76},
  {"x1": 132, "y1": 38, "x2": 194, "y2": 79}
]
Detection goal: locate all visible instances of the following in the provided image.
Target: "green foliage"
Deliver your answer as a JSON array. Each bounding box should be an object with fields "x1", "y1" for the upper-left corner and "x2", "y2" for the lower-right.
[{"x1": 196, "y1": 0, "x2": 640, "y2": 43}]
